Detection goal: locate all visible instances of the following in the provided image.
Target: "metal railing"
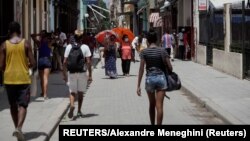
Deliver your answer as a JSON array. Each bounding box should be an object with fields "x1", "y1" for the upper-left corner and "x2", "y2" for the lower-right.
[{"x1": 212, "y1": 43, "x2": 225, "y2": 50}]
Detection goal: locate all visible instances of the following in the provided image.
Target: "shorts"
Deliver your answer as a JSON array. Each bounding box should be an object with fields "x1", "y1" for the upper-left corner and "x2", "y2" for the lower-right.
[
  {"x1": 145, "y1": 73, "x2": 167, "y2": 94},
  {"x1": 68, "y1": 72, "x2": 87, "y2": 93},
  {"x1": 5, "y1": 84, "x2": 30, "y2": 108},
  {"x1": 38, "y1": 57, "x2": 52, "y2": 70}
]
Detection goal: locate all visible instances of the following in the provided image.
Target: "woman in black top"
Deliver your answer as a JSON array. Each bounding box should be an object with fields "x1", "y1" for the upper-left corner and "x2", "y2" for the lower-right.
[{"x1": 137, "y1": 30, "x2": 172, "y2": 125}]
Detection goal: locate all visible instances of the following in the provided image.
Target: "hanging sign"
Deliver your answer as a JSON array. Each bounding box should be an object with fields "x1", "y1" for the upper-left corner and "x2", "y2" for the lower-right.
[{"x1": 199, "y1": 0, "x2": 207, "y2": 11}]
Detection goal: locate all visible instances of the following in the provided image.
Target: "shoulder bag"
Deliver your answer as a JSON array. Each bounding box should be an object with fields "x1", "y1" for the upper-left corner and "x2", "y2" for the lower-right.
[{"x1": 161, "y1": 49, "x2": 181, "y2": 91}]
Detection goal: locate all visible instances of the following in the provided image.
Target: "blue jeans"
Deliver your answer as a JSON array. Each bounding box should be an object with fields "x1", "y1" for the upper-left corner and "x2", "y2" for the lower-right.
[{"x1": 145, "y1": 73, "x2": 167, "y2": 94}]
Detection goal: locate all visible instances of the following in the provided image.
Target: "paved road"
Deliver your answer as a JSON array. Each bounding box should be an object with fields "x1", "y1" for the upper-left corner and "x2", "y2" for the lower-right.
[{"x1": 50, "y1": 57, "x2": 224, "y2": 140}]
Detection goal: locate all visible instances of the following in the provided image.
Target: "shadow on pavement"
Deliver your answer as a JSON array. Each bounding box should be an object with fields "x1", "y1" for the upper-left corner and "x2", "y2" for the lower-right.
[
  {"x1": 83, "y1": 113, "x2": 99, "y2": 118},
  {"x1": 24, "y1": 132, "x2": 48, "y2": 141},
  {"x1": 101, "y1": 76, "x2": 125, "y2": 79}
]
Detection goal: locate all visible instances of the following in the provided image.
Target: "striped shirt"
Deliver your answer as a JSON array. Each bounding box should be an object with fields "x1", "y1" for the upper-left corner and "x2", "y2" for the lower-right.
[
  {"x1": 140, "y1": 47, "x2": 169, "y2": 72},
  {"x1": 162, "y1": 34, "x2": 173, "y2": 49}
]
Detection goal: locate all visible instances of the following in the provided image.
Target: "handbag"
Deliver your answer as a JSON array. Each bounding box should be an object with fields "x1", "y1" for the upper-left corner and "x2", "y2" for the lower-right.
[
  {"x1": 165, "y1": 72, "x2": 181, "y2": 91},
  {"x1": 161, "y1": 49, "x2": 181, "y2": 91}
]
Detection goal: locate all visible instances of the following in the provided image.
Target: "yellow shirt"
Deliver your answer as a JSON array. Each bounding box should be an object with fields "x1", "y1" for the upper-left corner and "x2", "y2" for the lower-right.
[{"x1": 4, "y1": 39, "x2": 31, "y2": 84}]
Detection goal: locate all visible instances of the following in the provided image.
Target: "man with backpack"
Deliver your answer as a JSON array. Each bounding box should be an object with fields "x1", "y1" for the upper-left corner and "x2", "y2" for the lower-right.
[{"x1": 64, "y1": 32, "x2": 91, "y2": 118}]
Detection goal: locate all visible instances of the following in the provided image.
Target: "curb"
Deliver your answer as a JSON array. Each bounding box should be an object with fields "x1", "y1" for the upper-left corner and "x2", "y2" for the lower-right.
[
  {"x1": 44, "y1": 101, "x2": 70, "y2": 141},
  {"x1": 181, "y1": 81, "x2": 243, "y2": 124}
]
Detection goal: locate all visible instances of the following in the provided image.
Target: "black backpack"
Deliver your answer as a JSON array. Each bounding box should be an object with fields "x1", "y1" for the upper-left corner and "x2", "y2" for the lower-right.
[{"x1": 67, "y1": 44, "x2": 85, "y2": 73}]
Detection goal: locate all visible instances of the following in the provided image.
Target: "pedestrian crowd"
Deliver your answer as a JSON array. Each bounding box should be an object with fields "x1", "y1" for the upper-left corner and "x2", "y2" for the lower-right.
[{"x1": 0, "y1": 21, "x2": 187, "y2": 141}]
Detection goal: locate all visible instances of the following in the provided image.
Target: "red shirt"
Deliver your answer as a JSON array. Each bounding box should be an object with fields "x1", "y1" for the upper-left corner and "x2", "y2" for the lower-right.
[{"x1": 121, "y1": 44, "x2": 132, "y2": 60}]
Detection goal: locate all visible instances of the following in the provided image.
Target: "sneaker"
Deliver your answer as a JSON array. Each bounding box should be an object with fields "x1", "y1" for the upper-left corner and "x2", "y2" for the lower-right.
[
  {"x1": 68, "y1": 106, "x2": 75, "y2": 119},
  {"x1": 13, "y1": 128, "x2": 25, "y2": 141},
  {"x1": 77, "y1": 111, "x2": 84, "y2": 118},
  {"x1": 44, "y1": 97, "x2": 49, "y2": 101}
]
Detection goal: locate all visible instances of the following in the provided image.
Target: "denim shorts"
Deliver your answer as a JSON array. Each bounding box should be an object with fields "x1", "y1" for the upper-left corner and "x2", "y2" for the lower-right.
[
  {"x1": 38, "y1": 57, "x2": 52, "y2": 70},
  {"x1": 145, "y1": 73, "x2": 167, "y2": 93}
]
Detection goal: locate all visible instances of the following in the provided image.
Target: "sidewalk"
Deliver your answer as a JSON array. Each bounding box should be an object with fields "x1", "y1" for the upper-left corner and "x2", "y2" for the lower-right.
[
  {"x1": 173, "y1": 60, "x2": 250, "y2": 124},
  {"x1": 0, "y1": 73, "x2": 69, "y2": 141}
]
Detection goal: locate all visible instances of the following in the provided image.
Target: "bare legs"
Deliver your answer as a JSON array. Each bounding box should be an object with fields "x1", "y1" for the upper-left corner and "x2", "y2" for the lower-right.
[
  {"x1": 147, "y1": 90, "x2": 165, "y2": 125},
  {"x1": 68, "y1": 92, "x2": 84, "y2": 118},
  {"x1": 10, "y1": 104, "x2": 27, "y2": 129},
  {"x1": 39, "y1": 68, "x2": 50, "y2": 98}
]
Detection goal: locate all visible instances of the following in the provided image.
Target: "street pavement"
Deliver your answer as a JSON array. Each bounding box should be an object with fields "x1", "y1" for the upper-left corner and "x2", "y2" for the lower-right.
[
  {"x1": 3, "y1": 51, "x2": 250, "y2": 141},
  {"x1": 174, "y1": 60, "x2": 250, "y2": 124},
  {"x1": 50, "y1": 56, "x2": 224, "y2": 140}
]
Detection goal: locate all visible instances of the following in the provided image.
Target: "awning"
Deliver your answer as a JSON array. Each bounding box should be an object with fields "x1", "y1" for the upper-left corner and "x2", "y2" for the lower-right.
[
  {"x1": 149, "y1": 12, "x2": 160, "y2": 23},
  {"x1": 149, "y1": 12, "x2": 162, "y2": 27},
  {"x1": 153, "y1": 17, "x2": 163, "y2": 27}
]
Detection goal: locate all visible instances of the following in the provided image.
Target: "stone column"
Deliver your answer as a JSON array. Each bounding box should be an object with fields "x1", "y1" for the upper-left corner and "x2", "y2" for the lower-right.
[{"x1": 224, "y1": 3, "x2": 232, "y2": 53}]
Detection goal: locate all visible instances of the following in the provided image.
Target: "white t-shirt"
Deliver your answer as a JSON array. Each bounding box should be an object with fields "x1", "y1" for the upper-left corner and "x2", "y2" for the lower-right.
[
  {"x1": 131, "y1": 36, "x2": 139, "y2": 49},
  {"x1": 178, "y1": 32, "x2": 184, "y2": 46},
  {"x1": 64, "y1": 44, "x2": 92, "y2": 58}
]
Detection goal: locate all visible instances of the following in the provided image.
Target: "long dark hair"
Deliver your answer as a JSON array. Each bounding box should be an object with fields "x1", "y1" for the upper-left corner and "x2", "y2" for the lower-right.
[{"x1": 146, "y1": 29, "x2": 157, "y2": 44}]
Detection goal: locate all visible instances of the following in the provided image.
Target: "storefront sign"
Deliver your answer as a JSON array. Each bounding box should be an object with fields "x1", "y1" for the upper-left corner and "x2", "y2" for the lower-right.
[{"x1": 199, "y1": 0, "x2": 207, "y2": 11}]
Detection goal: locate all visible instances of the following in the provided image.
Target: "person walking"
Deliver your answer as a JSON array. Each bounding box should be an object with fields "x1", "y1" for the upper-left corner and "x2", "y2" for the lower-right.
[
  {"x1": 98, "y1": 43, "x2": 105, "y2": 69},
  {"x1": 137, "y1": 29, "x2": 172, "y2": 125},
  {"x1": 104, "y1": 35, "x2": 118, "y2": 79},
  {"x1": 120, "y1": 35, "x2": 133, "y2": 77},
  {"x1": 81, "y1": 32, "x2": 93, "y2": 83},
  {"x1": 31, "y1": 30, "x2": 52, "y2": 100},
  {"x1": 161, "y1": 29, "x2": 174, "y2": 58},
  {"x1": 57, "y1": 28, "x2": 67, "y2": 63},
  {"x1": 131, "y1": 36, "x2": 139, "y2": 62},
  {"x1": 0, "y1": 22, "x2": 35, "y2": 141},
  {"x1": 64, "y1": 33, "x2": 91, "y2": 118},
  {"x1": 137, "y1": 33, "x2": 148, "y2": 53},
  {"x1": 178, "y1": 28, "x2": 185, "y2": 60},
  {"x1": 172, "y1": 31, "x2": 178, "y2": 59}
]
